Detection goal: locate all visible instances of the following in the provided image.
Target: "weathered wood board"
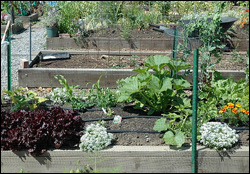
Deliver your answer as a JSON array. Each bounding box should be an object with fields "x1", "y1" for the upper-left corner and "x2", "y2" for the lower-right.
[
  {"x1": 46, "y1": 37, "x2": 249, "y2": 51},
  {"x1": 18, "y1": 68, "x2": 245, "y2": 88},
  {"x1": 1, "y1": 146, "x2": 249, "y2": 173}
]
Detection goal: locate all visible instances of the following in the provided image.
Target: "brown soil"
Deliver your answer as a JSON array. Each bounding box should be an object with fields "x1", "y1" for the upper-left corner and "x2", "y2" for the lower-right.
[
  {"x1": 35, "y1": 53, "x2": 248, "y2": 71},
  {"x1": 83, "y1": 25, "x2": 172, "y2": 39},
  {"x1": 83, "y1": 24, "x2": 248, "y2": 40},
  {"x1": 79, "y1": 104, "x2": 249, "y2": 147},
  {"x1": 37, "y1": 54, "x2": 148, "y2": 69}
]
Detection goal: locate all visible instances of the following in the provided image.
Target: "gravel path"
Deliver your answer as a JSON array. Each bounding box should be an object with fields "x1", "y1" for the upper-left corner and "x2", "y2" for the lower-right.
[{"x1": 1, "y1": 22, "x2": 46, "y2": 91}]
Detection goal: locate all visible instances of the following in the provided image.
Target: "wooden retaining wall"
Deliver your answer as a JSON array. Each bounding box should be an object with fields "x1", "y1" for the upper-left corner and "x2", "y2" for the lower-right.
[
  {"x1": 1, "y1": 23, "x2": 24, "y2": 34},
  {"x1": 46, "y1": 37, "x2": 249, "y2": 51},
  {"x1": 18, "y1": 68, "x2": 246, "y2": 88},
  {"x1": 1, "y1": 146, "x2": 249, "y2": 173}
]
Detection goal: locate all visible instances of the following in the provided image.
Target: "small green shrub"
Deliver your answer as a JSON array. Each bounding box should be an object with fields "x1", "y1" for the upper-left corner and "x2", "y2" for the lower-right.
[
  {"x1": 3, "y1": 87, "x2": 47, "y2": 112},
  {"x1": 87, "y1": 75, "x2": 118, "y2": 110}
]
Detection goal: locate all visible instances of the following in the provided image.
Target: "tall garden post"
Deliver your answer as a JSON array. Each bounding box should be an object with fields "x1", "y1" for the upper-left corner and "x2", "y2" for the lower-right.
[
  {"x1": 9, "y1": 1, "x2": 15, "y2": 24},
  {"x1": 7, "y1": 25, "x2": 11, "y2": 90},
  {"x1": 192, "y1": 49, "x2": 199, "y2": 173},
  {"x1": 171, "y1": 26, "x2": 178, "y2": 77},
  {"x1": 29, "y1": 1, "x2": 32, "y2": 61}
]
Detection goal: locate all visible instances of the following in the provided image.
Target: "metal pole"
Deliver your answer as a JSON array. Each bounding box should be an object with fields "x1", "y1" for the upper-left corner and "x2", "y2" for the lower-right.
[
  {"x1": 7, "y1": 26, "x2": 12, "y2": 90},
  {"x1": 192, "y1": 49, "x2": 199, "y2": 173},
  {"x1": 29, "y1": 1, "x2": 32, "y2": 61},
  {"x1": 9, "y1": 1, "x2": 15, "y2": 24},
  {"x1": 171, "y1": 26, "x2": 178, "y2": 77},
  {"x1": 194, "y1": 1, "x2": 196, "y2": 13}
]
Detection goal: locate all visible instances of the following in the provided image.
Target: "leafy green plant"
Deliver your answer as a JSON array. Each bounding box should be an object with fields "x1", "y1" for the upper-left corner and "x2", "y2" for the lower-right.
[
  {"x1": 120, "y1": 28, "x2": 131, "y2": 40},
  {"x1": 87, "y1": 75, "x2": 118, "y2": 110},
  {"x1": 129, "y1": 55, "x2": 140, "y2": 67},
  {"x1": 103, "y1": 107, "x2": 114, "y2": 117},
  {"x1": 153, "y1": 97, "x2": 192, "y2": 147},
  {"x1": 111, "y1": 63, "x2": 128, "y2": 69},
  {"x1": 49, "y1": 75, "x2": 80, "y2": 104},
  {"x1": 179, "y1": 12, "x2": 230, "y2": 88},
  {"x1": 48, "y1": 75, "x2": 92, "y2": 110},
  {"x1": 117, "y1": 55, "x2": 191, "y2": 115},
  {"x1": 53, "y1": 1, "x2": 106, "y2": 36},
  {"x1": 245, "y1": 51, "x2": 249, "y2": 84},
  {"x1": 41, "y1": 13, "x2": 58, "y2": 28},
  {"x1": 199, "y1": 72, "x2": 249, "y2": 108},
  {"x1": 198, "y1": 71, "x2": 249, "y2": 127},
  {"x1": 3, "y1": 87, "x2": 47, "y2": 112},
  {"x1": 64, "y1": 160, "x2": 93, "y2": 173}
]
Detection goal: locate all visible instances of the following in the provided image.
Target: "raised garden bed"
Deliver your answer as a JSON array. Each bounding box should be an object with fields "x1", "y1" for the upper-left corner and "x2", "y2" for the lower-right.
[
  {"x1": 1, "y1": 22, "x2": 24, "y2": 34},
  {"x1": 1, "y1": 99, "x2": 249, "y2": 173},
  {"x1": 1, "y1": 13, "x2": 38, "y2": 35},
  {"x1": 46, "y1": 25, "x2": 249, "y2": 51},
  {"x1": 18, "y1": 50, "x2": 247, "y2": 88},
  {"x1": 15, "y1": 13, "x2": 39, "y2": 24}
]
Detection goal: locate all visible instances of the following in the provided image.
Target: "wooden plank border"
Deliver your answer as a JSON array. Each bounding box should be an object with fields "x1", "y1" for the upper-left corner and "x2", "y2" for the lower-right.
[
  {"x1": 18, "y1": 68, "x2": 246, "y2": 88},
  {"x1": 46, "y1": 37, "x2": 249, "y2": 51},
  {"x1": 1, "y1": 146, "x2": 249, "y2": 173}
]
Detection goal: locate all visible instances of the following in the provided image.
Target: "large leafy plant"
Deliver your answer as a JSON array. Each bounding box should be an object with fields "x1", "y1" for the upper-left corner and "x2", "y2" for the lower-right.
[
  {"x1": 117, "y1": 55, "x2": 194, "y2": 147},
  {"x1": 117, "y1": 55, "x2": 191, "y2": 115},
  {"x1": 199, "y1": 71, "x2": 249, "y2": 108}
]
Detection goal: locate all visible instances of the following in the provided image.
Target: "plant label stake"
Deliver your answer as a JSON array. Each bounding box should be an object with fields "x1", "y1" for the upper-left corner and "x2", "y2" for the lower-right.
[
  {"x1": 113, "y1": 115, "x2": 122, "y2": 124},
  {"x1": 102, "y1": 107, "x2": 107, "y2": 114}
]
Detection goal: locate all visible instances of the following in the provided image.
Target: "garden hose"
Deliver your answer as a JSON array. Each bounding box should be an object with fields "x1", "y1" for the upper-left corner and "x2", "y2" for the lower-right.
[
  {"x1": 35, "y1": 103, "x2": 250, "y2": 131},
  {"x1": 82, "y1": 115, "x2": 165, "y2": 122},
  {"x1": 107, "y1": 130, "x2": 159, "y2": 133}
]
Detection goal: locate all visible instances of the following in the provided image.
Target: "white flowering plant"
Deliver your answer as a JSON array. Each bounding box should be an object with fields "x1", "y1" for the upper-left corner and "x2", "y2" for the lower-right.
[
  {"x1": 47, "y1": 75, "x2": 93, "y2": 110},
  {"x1": 47, "y1": 87, "x2": 70, "y2": 105},
  {"x1": 199, "y1": 122, "x2": 239, "y2": 151},
  {"x1": 79, "y1": 121, "x2": 113, "y2": 152}
]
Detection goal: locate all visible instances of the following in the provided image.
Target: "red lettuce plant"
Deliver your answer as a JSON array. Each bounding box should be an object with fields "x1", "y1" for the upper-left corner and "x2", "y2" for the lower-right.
[{"x1": 1, "y1": 107, "x2": 84, "y2": 155}]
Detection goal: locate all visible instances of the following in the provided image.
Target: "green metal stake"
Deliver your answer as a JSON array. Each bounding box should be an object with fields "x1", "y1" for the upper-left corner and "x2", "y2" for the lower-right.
[
  {"x1": 192, "y1": 49, "x2": 199, "y2": 173},
  {"x1": 29, "y1": 1, "x2": 32, "y2": 61},
  {"x1": 171, "y1": 26, "x2": 178, "y2": 77},
  {"x1": 7, "y1": 26, "x2": 11, "y2": 91}
]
